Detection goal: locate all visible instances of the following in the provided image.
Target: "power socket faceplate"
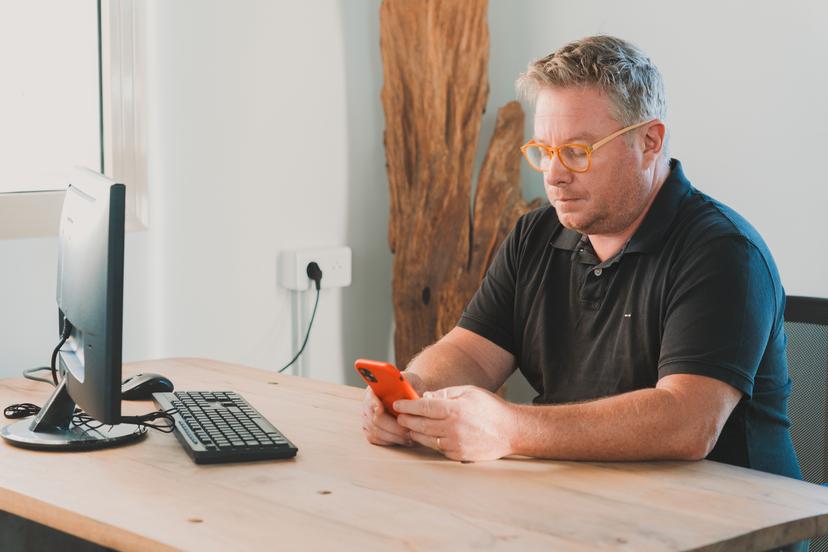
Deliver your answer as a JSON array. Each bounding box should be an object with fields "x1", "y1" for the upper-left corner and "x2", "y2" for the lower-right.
[{"x1": 278, "y1": 246, "x2": 352, "y2": 290}]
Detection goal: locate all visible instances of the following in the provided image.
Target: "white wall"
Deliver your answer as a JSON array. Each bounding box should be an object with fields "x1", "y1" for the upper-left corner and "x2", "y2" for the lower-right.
[
  {"x1": 0, "y1": 0, "x2": 391, "y2": 384},
  {"x1": 142, "y1": 0, "x2": 393, "y2": 385},
  {"x1": 1, "y1": 1, "x2": 825, "y2": 393}
]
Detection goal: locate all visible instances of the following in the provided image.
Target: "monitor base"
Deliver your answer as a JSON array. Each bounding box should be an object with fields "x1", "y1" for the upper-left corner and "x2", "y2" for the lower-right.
[{"x1": 1, "y1": 419, "x2": 145, "y2": 451}]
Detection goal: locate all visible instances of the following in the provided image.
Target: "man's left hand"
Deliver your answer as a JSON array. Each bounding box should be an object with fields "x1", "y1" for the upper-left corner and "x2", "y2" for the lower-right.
[{"x1": 394, "y1": 386, "x2": 517, "y2": 462}]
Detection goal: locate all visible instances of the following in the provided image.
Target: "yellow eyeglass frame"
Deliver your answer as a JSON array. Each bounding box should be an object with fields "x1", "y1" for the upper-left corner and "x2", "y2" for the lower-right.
[{"x1": 520, "y1": 119, "x2": 655, "y2": 174}]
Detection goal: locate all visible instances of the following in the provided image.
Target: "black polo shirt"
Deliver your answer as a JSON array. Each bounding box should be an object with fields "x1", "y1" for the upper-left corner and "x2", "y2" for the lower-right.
[{"x1": 458, "y1": 159, "x2": 801, "y2": 479}]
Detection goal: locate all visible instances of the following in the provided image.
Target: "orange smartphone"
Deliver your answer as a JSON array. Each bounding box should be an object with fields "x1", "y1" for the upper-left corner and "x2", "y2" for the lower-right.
[{"x1": 354, "y1": 359, "x2": 419, "y2": 416}]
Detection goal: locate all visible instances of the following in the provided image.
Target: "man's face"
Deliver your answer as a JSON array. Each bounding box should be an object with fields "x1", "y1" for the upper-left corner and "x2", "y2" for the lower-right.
[{"x1": 533, "y1": 87, "x2": 653, "y2": 235}]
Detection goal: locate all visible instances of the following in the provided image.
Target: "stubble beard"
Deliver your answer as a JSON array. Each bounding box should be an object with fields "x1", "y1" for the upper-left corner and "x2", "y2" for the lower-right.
[{"x1": 554, "y1": 174, "x2": 650, "y2": 236}]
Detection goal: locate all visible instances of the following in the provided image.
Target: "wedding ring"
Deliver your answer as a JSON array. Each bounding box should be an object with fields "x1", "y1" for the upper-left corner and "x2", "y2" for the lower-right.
[{"x1": 436, "y1": 437, "x2": 442, "y2": 451}]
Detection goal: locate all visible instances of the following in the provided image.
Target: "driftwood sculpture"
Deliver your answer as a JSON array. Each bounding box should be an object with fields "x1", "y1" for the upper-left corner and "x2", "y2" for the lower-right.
[{"x1": 380, "y1": 0, "x2": 541, "y2": 368}]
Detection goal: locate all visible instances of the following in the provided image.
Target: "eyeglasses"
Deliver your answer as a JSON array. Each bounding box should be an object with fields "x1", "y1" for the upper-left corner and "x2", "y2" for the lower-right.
[{"x1": 520, "y1": 119, "x2": 654, "y2": 174}]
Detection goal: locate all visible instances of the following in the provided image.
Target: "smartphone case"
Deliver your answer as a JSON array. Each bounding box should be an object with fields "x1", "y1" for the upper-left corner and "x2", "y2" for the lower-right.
[{"x1": 354, "y1": 359, "x2": 419, "y2": 416}]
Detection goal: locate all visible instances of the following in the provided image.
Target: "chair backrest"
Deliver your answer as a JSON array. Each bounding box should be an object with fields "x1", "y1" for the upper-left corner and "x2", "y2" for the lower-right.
[{"x1": 784, "y1": 296, "x2": 828, "y2": 486}]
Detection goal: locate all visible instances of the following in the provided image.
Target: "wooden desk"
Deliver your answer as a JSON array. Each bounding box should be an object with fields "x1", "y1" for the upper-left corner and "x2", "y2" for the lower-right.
[{"x1": 1, "y1": 358, "x2": 827, "y2": 551}]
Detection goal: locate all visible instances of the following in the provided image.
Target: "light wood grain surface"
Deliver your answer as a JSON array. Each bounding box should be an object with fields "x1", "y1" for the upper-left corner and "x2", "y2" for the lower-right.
[{"x1": 1, "y1": 358, "x2": 827, "y2": 551}]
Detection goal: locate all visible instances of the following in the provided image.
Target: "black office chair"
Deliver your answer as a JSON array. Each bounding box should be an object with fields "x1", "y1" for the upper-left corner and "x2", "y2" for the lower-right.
[{"x1": 785, "y1": 295, "x2": 828, "y2": 552}]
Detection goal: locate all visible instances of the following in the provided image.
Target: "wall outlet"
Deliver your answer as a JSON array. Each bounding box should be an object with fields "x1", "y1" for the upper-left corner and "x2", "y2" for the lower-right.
[{"x1": 278, "y1": 246, "x2": 352, "y2": 290}]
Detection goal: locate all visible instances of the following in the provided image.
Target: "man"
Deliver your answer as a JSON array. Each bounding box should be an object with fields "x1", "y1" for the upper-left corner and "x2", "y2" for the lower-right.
[{"x1": 362, "y1": 35, "x2": 800, "y2": 480}]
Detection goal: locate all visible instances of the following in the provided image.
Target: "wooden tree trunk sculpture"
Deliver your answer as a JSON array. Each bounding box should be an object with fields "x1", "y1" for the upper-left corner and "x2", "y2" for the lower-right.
[{"x1": 380, "y1": 0, "x2": 541, "y2": 368}]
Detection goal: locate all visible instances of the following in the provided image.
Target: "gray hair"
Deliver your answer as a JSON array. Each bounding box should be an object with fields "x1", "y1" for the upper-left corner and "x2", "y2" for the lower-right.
[{"x1": 517, "y1": 35, "x2": 668, "y2": 135}]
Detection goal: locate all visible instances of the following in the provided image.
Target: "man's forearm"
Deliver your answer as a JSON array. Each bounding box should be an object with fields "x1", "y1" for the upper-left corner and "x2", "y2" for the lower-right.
[
  {"x1": 406, "y1": 341, "x2": 499, "y2": 392},
  {"x1": 510, "y1": 387, "x2": 719, "y2": 461}
]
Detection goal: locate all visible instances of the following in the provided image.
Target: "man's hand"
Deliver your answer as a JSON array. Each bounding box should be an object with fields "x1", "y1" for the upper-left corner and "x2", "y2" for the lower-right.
[
  {"x1": 361, "y1": 372, "x2": 425, "y2": 447},
  {"x1": 394, "y1": 386, "x2": 517, "y2": 462}
]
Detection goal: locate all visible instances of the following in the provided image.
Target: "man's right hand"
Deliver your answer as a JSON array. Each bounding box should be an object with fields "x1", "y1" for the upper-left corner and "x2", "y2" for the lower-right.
[{"x1": 362, "y1": 372, "x2": 425, "y2": 447}]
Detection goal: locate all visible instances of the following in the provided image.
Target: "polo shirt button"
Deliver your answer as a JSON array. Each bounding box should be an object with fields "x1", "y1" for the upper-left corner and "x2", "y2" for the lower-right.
[{"x1": 593, "y1": 268, "x2": 603, "y2": 277}]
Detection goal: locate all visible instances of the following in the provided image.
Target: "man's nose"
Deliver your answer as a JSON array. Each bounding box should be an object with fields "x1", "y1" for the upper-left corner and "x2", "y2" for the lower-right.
[{"x1": 543, "y1": 155, "x2": 572, "y2": 187}]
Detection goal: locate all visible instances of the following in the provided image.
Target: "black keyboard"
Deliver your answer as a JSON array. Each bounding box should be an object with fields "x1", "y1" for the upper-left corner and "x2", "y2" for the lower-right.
[{"x1": 153, "y1": 391, "x2": 298, "y2": 464}]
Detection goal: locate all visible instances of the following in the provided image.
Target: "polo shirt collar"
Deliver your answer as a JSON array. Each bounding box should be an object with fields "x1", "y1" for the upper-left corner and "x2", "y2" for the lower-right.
[
  {"x1": 626, "y1": 158, "x2": 692, "y2": 253},
  {"x1": 549, "y1": 225, "x2": 581, "y2": 251}
]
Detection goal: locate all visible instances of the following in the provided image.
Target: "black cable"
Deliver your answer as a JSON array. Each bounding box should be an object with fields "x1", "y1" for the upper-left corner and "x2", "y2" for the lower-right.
[
  {"x1": 71, "y1": 411, "x2": 107, "y2": 431},
  {"x1": 50, "y1": 320, "x2": 72, "y2": 385},
  {"x1": 279, "y1": 262, "x2": 323, "y2": 374},
  {"x1": 4, "y1": 403, "x2": 41, "y2": 419},
  {"x1": 4, "y1": 403, "x2": 174, "y2": 434},
  {"x1": 23, "y1": 367, "x2": 56, "y2": 386},
  {"x1": 5, "y1": 331, "x2": 73, "y2": 419},
  {"x1": 120, "y1": 410, "x2": 177, "y2": 433},
  {"x1": 279, "y1": 287, "x2": 321, "y2": 373}
]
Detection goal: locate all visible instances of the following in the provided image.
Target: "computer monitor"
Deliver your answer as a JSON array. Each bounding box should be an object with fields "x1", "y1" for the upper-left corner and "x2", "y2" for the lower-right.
[{"x1": 0, "y1": 168, "x2": 145, "y2": 450}]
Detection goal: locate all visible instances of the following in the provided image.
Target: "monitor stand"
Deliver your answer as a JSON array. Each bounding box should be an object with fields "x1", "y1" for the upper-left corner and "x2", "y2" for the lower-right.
[{"x1": 0, "y1": 379, "x2": 145, "y2": 451}]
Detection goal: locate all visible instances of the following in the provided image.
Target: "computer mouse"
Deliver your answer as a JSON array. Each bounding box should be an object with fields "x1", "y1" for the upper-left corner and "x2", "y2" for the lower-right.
[{"x1": 121, "y1": 373, "x2": 175, "y2": 400}]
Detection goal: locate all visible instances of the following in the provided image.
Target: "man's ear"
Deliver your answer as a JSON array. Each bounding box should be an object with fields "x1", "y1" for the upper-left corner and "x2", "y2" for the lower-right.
[{"x1": 641, "y1": 120, "x2": 666, "y2": 166}]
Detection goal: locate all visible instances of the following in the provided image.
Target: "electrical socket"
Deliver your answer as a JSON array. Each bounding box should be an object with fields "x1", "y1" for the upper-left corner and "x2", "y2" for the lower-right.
[{"x1": 278, "y1": 246, "x2": 352, "y2": 291}]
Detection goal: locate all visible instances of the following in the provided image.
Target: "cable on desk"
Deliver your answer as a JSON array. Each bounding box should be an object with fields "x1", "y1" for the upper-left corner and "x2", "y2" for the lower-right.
[
  {"x1": 120, "y1": 409, "x2": 177, "y2": 433},
  {"x1": 23, "y1": 367, "x2": 56, "y2": 386},
  {"x1": 3, "y1": 404, "x2": 174, "y2": 434},
  {"x1": 3, "y1": 403, "x2": 41, "y2": 419}
]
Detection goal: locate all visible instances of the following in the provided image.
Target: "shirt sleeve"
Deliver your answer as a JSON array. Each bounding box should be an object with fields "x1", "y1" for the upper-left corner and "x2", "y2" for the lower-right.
[
  {"x1": 657, "y1": 235, "x2": 777, "y2": 398},
  {"x1": 456, "y1": 219, "x2": 523, "y2": 355}
]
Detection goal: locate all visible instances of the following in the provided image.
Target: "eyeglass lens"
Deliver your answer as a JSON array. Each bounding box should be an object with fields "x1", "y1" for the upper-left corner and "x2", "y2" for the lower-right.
[{"x1": 524, "y1": 144, "x2": 589, "y2": 172}]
